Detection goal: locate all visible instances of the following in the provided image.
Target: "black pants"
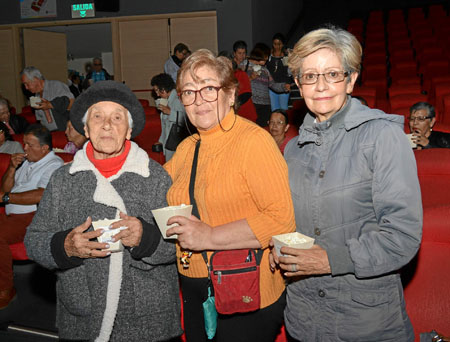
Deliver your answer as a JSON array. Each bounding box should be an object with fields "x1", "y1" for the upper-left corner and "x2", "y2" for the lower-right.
[
  {"x1": 254, "y1": 103, "x2": 272, "y2": 127},
  {"x1": 179, "y1": 274, "x2": 286, "y2": 342}
]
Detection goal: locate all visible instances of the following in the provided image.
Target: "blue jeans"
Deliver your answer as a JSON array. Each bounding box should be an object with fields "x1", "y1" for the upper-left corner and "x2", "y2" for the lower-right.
[{"x1": 269, "y1": 90, "x2": 290, "y2": 111}]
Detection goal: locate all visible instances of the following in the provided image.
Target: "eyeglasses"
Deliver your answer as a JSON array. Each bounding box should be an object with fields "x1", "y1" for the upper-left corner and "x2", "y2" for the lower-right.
[
  {"x1": 409, "y1": 115, "x2": 432, "y2": 122},
  {"x1": 0, "y1": 110, "x2": 9, "y2": 115},
  {"x1": 268, "y1": 120, "x2": 286, "y2": 126},
  {"x1": 297, "y1": 71, "x2": 349, "y2": 85},
  {"x1": 179, "y1": 86, "x2": 222, "y2": 106},
  {"x1": 93, "y1": 63, "x2": 102, "y2": 66}
]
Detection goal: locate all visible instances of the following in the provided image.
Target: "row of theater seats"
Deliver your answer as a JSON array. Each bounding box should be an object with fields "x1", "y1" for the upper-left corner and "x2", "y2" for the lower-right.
[{"x1": 348, "y1": 4, "x2": 450, "y2": 126}]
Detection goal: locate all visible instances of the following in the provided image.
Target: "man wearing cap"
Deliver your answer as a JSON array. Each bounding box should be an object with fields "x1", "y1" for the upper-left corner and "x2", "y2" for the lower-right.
[
  {"x1": 0, "y1": 124, "x2": 63, "y2": 309},
  {"x1": 24, "y1": 80, "x2": 182, "y2": 341}
]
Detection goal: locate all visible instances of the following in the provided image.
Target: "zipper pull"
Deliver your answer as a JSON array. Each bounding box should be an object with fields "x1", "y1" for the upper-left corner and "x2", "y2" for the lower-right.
[{"x1": 217, "y1": 271, "x2": 222, "y2": 284}]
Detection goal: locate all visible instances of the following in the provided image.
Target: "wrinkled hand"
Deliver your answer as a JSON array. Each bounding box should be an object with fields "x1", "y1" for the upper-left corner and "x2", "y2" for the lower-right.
[
  {"x1": 166, "y1": 215, "x2": 212, "y2": 251},
  {"x1": 35, "y1": 98, "x2": 53, "y2": 110},
  {"x1": 64, "y1": 217, "x2": 110, "y2": 258},
  {"x1": 412, "y1": 131, "x2": 429, "y2": 149},
  {"x1": 158, "y1": 104, "x2": 171, "y2": 115},
  {"x1": 276, "y1": 245, "x2": 331, "y2": 277},
  {"x1": 10, "y1": 153, "x2": 27, "y2": 169},
  {"x1": 110, "y1": 212, "x2": 143, "y2": 248}
]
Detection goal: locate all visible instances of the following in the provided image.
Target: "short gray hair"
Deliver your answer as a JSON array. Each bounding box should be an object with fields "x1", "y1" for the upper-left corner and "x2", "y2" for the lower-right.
[
  {"x1": 21, "y1": 66, "x2": 45, "y2": 81},
  {"x1": 0, "y1": 98, "x2": 8, "y2": 108},
  {"x1": 288, "y1": 25, "x2": 362, "y2": 78},
  {"x1": 410, "y1": 102, "x2": 435, "y2": 118},
  {"x1": 82, "y1": 109, "x2": 134, "y2": 128}
]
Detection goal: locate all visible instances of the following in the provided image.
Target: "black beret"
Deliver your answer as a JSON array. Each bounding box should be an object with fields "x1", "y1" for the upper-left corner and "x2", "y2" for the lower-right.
[{"x1": 70, "y1": 80, "x2": 145, "y2": 139}]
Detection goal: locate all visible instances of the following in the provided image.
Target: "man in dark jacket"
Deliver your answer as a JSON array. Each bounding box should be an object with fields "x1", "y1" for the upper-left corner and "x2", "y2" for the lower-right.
[{"x1": 409, "y1": 102, "x2": 450, "y2": 149}]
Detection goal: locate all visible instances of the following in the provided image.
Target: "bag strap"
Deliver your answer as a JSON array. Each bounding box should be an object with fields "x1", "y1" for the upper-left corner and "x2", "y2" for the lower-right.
[{"x1": 187, "y1": 140, "x2": 263, "y2": 266}]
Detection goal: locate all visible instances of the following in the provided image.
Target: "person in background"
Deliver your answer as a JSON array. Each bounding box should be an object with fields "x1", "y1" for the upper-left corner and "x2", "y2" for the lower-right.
[
  {"x1": 268, "y1": 109, "x2": 291, "y2": 154},
  {"x1": 21, "y1": 66, "x2": 74, "y2": 132},
  {"x1": 0, "y1": 98, "x2": 29, "y2": 135},
  {"x1": 247, "y1": 45, "x2": 291, "y2": 127},
  {"x1": 233, "y1": 40, "x2": 248, "y2": 71},
  {"x1": 164, "y1": 48, "x2": 295, "y2": 342},
  {"x1": 0, "y1": 124, "x2": 63, "y2": 309},
  {"x1": 273, "y1": 26, "x2": 422, "y2": 341},
  {"x1": 63, "y1": 120, "x2": 87, "y2": 154},
  {"x1": 24, "y1": 81, "x2": 182, "y2": 341},
  {"x1": 85, "y1": 57, "x2": 112, "y2": 86},
  {"x1": 0, "y1": 121, "x2": 23, "y2": 154},
  {"x1": 69, "y1": 73, "x2": 83, "y2": 98},
  {"x1": 409, "y1": 101, "x2": 450, "y2": 149},
  {"x1": 266, "y1": 33, "x2": 292, "y2": 111},
  {"x1": 150, "y1": 73, "x2": 186, "y2": 161},
  {"x1": 164, "y1": 43, "x2": 190, "y2": 82}
]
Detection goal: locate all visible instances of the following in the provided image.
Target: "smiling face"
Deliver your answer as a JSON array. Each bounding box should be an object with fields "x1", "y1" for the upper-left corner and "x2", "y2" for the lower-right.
[
  {"x1": 84, "y1": 101, "x2": 131, "y2": 159},
  {"x1": 180, "y1": 65, "x2": 235, "y2": 131},
  {"x1": 0, "y1": 103, "x2": 10, "y2": 123},
  {"x1": 268, "y1": 112, "x2": 289, "y2": 138},
  {"x1": 272, "y1": 39, "x2": 284, "y2": 53},
  {"x1": 296, "y1": 48, "x2": 358, "y2": 122},
  {"x1": 21, "y1": 74, "x2": 43, "y2": 94}
]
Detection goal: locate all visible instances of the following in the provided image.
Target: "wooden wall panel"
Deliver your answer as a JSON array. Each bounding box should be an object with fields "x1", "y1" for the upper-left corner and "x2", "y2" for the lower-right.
[
  {"x1": 170, "y1": 15, "x2": 218, "y2": 55},
  {"x1": 23, "y1": 29, "x2": 68, "y2": 83},
  {"x1": 0, "y1": 28, "x2": 20, "y2": 110}
]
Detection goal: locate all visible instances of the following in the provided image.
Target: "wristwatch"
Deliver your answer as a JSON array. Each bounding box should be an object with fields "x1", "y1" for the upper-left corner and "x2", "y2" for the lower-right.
[{"x1": 2, "y1": 192, "x2": 10, "y2": 204}]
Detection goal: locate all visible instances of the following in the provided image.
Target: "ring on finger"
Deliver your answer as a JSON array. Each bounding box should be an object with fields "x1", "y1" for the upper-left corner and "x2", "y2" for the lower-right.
[{"x1": 291, "y1": 264, "x2": 297, "y2": 272}]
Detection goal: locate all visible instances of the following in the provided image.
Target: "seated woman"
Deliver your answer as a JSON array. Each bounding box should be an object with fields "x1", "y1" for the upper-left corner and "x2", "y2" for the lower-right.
[
  {"x1": 0, "y1": 98, "x2": 29, "y2": 135},
  {"x1": 409, "y1": 101, "x2": 450, "y2": 149},
  {"x1": 267, "y1": 109, "x2": 291, "y2": 154},
  {"x1": 24, "y1": 81, "x2": 182, "y2": 342},
  {"x1": 151, "y1": 73, "x2": 186, "y2": 161},
  {"x1": 0, "y1": 122, "x2": 23, "y2": 154},
  {"x1": 63, "y1": 120, "x2": 87, "y2": 154}
]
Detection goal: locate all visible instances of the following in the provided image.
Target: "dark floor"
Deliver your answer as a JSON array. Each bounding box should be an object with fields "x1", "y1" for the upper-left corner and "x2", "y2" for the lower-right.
[{"x1": 0, "y1": 262, "x2": 58, "y2": 341}]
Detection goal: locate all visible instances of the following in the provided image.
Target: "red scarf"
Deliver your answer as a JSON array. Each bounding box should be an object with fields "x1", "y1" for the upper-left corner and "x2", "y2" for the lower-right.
[{"x1": 86, "y1": 140, "x2": 131, "y2": 178}]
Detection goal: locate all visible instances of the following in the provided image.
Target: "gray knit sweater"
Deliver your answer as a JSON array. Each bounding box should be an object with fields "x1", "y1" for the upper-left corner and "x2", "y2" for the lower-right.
[{"x1": 24, "y1": 142, "x2": 182, "y2": 341}]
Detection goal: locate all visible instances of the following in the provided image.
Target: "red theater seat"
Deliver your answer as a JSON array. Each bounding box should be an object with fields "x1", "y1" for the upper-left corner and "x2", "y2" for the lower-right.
[{"x1": 402, "y1": 149, "x2": 450, "y2": 339}]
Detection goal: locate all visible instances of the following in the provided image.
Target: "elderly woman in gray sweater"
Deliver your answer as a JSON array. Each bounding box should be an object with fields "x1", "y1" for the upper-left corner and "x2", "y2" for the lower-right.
[{"x1": 24, "y1": 81, "x2": 182, "y2": 342}]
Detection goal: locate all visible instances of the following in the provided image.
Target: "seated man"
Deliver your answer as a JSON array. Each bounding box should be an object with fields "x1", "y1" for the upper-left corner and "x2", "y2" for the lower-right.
[
  {"x1": 409, "y1": 102, "x2": 450, "y2": 149},
  {"x1": 64, "y1": 120, "x2": 87, "y2": 154},
  {"x1": 21, "y1": 66, "x2": 74, "y2": 132},
  {"x1": 0, "y1": 124, "x2": 63, "y2": 309},
  {"x1": 84, "y1": 57, "x2": 112, "y2": 86},
  {"x1": 164, "y1": 43, "x2": 189, "y2": 82},
  {"x1": 268, "y1": 109, "x2": 291, "y2": 154}
]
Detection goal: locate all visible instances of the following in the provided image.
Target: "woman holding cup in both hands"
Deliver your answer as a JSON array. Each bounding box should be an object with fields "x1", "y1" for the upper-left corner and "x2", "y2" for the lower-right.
[
  {"x1": 164, "y1": 49, "x2": 295, "y2": 342},
  {"x1": 270, "y1": 27, "x2": 422, "y2": 341},
  {"x1": 24, "y1": 81, "x2": 182, "y2": 342}
]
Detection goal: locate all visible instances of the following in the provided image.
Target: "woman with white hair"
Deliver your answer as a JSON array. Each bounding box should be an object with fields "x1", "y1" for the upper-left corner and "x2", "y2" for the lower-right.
[
  {"x1": 25, "y1": 81, "x2": 182, "y2": 341},
  {"x1": 271, "y1": 26, "x2": 422, "y2": 341}
]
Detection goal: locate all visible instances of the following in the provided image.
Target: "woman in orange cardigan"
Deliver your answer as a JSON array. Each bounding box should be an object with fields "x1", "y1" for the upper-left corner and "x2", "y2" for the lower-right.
[{"x1": 164, "y1": 49, "x2": 295, "y2": 342}]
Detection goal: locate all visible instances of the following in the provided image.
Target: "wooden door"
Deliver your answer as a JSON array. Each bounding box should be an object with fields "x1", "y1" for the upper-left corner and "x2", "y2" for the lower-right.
[
  {"x1": 118, "y1": 19, "x2": 169, "y2": 103},
  {"x1": 23, "y1": 28, "x2": 68, "y2": 83},
  {"x1": 0, "y1": 28, "x2": 22, "y2": 111},
  {"x1": 170, "y1": 15, "x2": 218, "y2": 55}
]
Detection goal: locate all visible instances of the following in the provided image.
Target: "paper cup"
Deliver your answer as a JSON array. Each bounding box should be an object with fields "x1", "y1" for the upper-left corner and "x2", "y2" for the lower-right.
[
  {"x1": 151, "y1": 204, "x2": 193, "y2": 239},
  {"x1": 92, "y1": 218, "x2": 128, "y2": 253},
  {"x1": 29, "y1": 96, "x2": 41, "y2": 108},
  {"x1": 272, "y1": 232, "x2": 315, "y2": 257},
  {"x1": 405, "y1": 133, "x2": 417, "y2": 148},
  {"x1": 252, "y1": 65, "x2": 262, "y2": 73}
]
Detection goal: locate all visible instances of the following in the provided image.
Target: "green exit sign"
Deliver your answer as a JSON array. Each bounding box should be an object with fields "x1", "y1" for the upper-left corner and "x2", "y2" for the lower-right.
[{"x1": 71, "y1": 3, "x2": 95, "y2": 19}]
